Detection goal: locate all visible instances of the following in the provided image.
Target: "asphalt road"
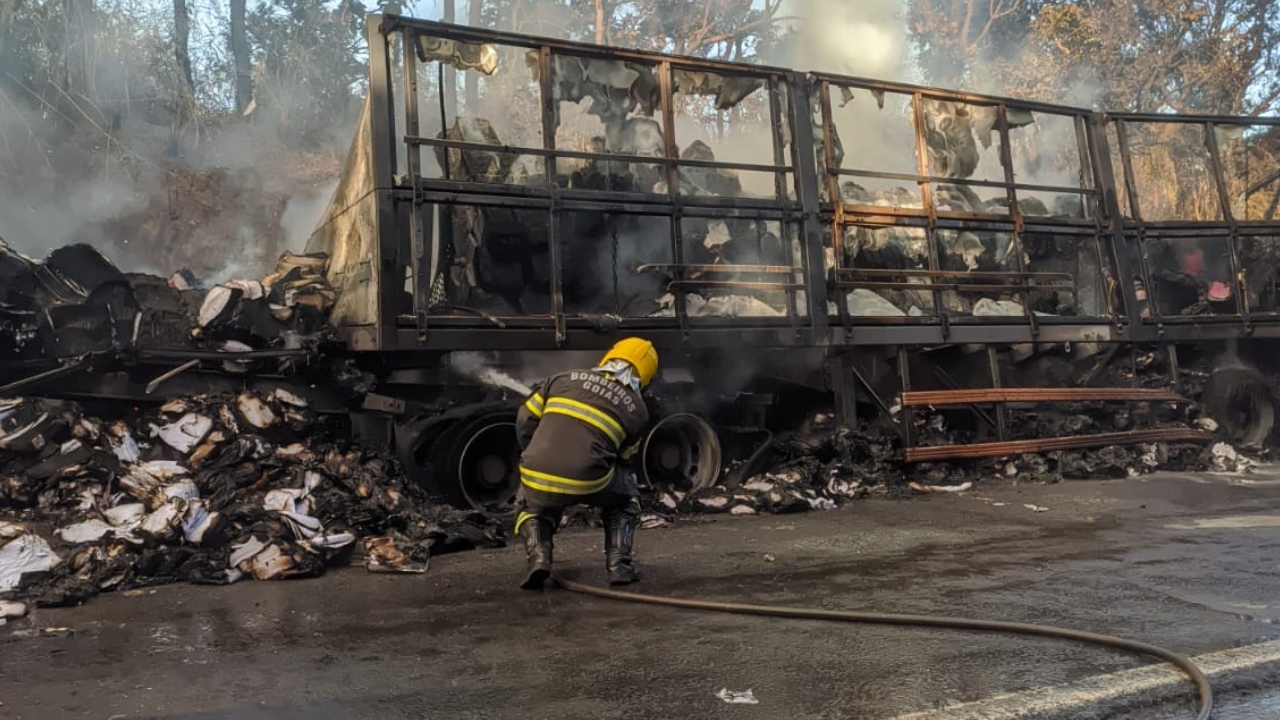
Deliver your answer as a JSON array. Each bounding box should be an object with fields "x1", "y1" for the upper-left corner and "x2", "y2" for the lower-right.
[{"x1": 3, "y1": 468, "x2": 1280, "y2": 720}]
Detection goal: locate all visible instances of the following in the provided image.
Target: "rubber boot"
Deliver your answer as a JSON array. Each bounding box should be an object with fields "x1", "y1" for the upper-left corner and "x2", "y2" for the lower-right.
[
  {"x1": 603, "y1": 506, "x2": 640, "y2": 586},
  {"x1": 518, "y1": 517, "x2": 554, "y2": 590}
]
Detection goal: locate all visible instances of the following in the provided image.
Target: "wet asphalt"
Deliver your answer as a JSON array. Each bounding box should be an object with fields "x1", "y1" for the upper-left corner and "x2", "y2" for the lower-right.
[{"x1": 4, "y1": 469, "x2": 1280, "y2": 720}]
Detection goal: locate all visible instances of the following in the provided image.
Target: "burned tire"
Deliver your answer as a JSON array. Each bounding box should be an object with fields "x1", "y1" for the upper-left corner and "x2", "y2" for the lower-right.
[
  {"x1": 1204, "y1": 366, "x2": 1276, "y2": 447},
  {"x1": 394, "y1": 414, "x2": 464, "y2": 500},
  {"x1": 640, "y1": 413, "x2": 722, "y2": 491},
  {"x1": 446, "y1": 412, "x2": 520, "y2": 515},
  {"x1": 394, "y1": 401, "x2": 519, "y2": 513}
]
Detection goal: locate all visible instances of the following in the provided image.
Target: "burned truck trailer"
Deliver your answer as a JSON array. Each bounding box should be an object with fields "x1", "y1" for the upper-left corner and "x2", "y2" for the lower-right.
[
  {"x1": 8, "y1": 13, "x2": 1280, "y2": 512},
  {"x1": 294, "y1": 13, "x2": 1280, "y2": 505}
]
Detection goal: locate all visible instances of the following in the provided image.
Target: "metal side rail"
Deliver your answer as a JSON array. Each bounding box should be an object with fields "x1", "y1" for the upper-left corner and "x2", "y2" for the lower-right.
[
  {"x1": 904, "y1": 427, "x2": 1215, "y2": 462},
  {"x1": 901, "y1": 387, "x2": 1189, "y2": 406}
]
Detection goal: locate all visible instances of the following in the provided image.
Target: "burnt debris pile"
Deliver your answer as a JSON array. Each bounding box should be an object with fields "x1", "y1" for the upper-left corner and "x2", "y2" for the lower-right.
[
  {"x1": 630, "y1": 424, "x2": 904, "y2": 526},
  {"x1": 0, "y1": 392, "x2": 506, "y2": 608},
  {"x1": 0, "y1": 237, "x2": 338, "y2": 364}
]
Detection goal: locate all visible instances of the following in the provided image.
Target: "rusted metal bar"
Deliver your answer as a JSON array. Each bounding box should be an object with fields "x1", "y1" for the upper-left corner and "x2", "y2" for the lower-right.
[
  {"x1": 809, "y1": 72, "x2": 1097, "y2": 118},
  {"x1": 788, "y1": 72, "x2": 832, "y2": 335},
  {"x1": 666, "y1": 280, "x2": 805, "y2": 291},
  {"x1": 848, "y1": 361, "x2": 893, "y2": 419},
  {"x1": 831, "y1": 166, "x2": 1092, "y2": 197},
  {"x1": 768, "y1": 74, "x2": 790, "y2": 204},
  {"x1": 658, "y1": 60, "x2": 689, "y2": 337},
  {"x1": 144, "y1": 359, "x2": 201, "y2": 395},
  {"x1": 900, "y1": 387, "x2": 1188, "y2": 406},
  {"x1": 0, "y1": 356, "x2": 96, "y2": 398},
  {"x1": 402, "y1": 134, "x2": 794, "y2": 174},
  {"x1": 987, "y1": 346, "x2": 1008, "y2": 441},
  {"x1": 765, "y1": 75, "x2": 801, "y2": 331},
  {"x1": 1122, "y1": 219, "x2": 1280, "y2": 231},
  {"x1": 1166, "y1": 344, "x2": 1181, "y2": 394},
  {"x1": 1110, "y1": 119, "x2": 1160, "y2": 332},
  {"x1": 924, "y1": 359, "x2": 1000, "y2": 433},
  {"x1": 819, "y1": 78, "x2": 853, "y2": 335},
  {"x1": 905, "y1": 427, "x2": 1214, "y2": 462},
  {"x1": 639, "y1": 263, "x2": 799, "y2": 274},
  {"x1": 839, "y1": 209, "x2": 1103, "y2": 233},
  {"x1": 409, "y1": 178, "x2": 800, "y2": 213},
  {"x1": 385, "y1": 320, "x2": 1118, "y2": 352},
  {"x1": 393, "y1": 16, "x2": 1274, "y2": 130},
  {"x1": 135, "y1": 348, "x2": 310, "y2": 361},
  {"x1": 1107, "y1": 111, "x2": 1280, "y2": 126},
  {"x1": 402, "y1": 27, "x2": 431, "y2": 341},
  {"x1": 536, "y1": 45, "x2": 565, "y2": 345},
  {"x1": 835, "y1": 268, "x2": 1074, "y2": 281},
  {"x1": 911, "y1": 92, "x2": 945, "y2": 327},
  {"x1": 896, "y1": 347, "x2": 914, "y2": 451},
  {"x1": 369, "y1": 18, "x2": 402, "y2": 349},
  {"x1": 995, "y1": 104, "x2": 1038, "y2": 338},
  {"x1": 1202, "y1": 120, "x2": 1251, "y2": 328},
  {"x1": 834, "y1": 281, "x2": 1070, "y2": 293},
  {"x1": 391, "y1": 17, "x2": 1100, "y2": 120},
  {"x1": 424, "y1": 193, "x2": 795, "y2": 217},
  {"x1": 1078, "y1": 114, "x2": 1119, "y2": 322}
]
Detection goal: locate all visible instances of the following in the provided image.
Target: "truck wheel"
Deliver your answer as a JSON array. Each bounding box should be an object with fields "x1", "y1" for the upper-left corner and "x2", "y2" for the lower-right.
[
  {"x1": 640, "y1": 413, "x2": 722, "y2": 491},
  {"x1": 448, "y1": 412, "x2": 520, "y2": 514},
  {"x1": 1204, "y1": 365, "x2": 1276, "y2": 447}
]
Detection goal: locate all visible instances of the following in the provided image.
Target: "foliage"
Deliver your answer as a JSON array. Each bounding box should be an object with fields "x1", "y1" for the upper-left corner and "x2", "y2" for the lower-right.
[
  {"x1": 906, "y1": 0, "x2": 1280, "y2": 115},
  {"x1": 246, "y1": 0, "x2": 368, "y2": 145}
]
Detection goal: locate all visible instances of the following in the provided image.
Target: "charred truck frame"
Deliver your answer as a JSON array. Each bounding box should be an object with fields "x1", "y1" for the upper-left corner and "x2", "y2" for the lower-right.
[{"x1": 10, "y1": 13, "x2": 1280, "y2": 511}]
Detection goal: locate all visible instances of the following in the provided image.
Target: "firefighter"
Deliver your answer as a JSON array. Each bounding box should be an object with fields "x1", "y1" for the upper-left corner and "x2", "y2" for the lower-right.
[{"x1": 512, "y1": 337, "x2": 658, "y2": 590}]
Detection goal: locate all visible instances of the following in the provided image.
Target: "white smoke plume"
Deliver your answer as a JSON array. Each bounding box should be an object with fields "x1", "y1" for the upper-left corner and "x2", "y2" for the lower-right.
[
  {"x1": 450, "y1": 352, "x2": 535, "y2": 395},
  {"x1": 772, "y1": 0, "x2": 913, "y2": 81}
]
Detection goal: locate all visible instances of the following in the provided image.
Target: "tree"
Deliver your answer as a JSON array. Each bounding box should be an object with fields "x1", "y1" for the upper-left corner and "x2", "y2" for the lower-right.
[
  {"x1": 248, "y1": 0, "x2": 369, "y2": 144},
  {"x1": 907, "y1": 0, "x2": 1029, "y2": 87},
  {"x1": 173, "y1": 0, "x2": 194, "y2": 113},
  {"x1": 62, "y1": 0, "x2": 96, "y2": 98},
  {"x1": 908, "y1": 0, "x2": 1280, "y2": 115},
  {"x1": 230, "y1": 0, "x2": 252, "y2": 114}
]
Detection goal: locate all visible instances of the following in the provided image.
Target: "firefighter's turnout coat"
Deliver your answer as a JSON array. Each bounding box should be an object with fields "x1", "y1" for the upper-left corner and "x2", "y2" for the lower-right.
[{"x1": 515, "y1": 369, "x2": 649, "y2": 498}]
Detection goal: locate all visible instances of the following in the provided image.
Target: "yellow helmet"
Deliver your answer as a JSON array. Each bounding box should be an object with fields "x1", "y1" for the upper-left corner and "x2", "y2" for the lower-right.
[{"x1": 601, "y1": 337, "x2": 659, "y2": 388}]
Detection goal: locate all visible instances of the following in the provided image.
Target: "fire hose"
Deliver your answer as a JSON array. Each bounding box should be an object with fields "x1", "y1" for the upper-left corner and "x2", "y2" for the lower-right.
[{"x1": 552, "y1": 573, "x2": 1213, "y2": 720}]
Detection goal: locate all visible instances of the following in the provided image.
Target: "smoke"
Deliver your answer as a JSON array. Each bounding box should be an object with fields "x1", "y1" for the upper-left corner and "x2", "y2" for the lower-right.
[
  {"x1": 771, "y1": 0, "x2": 912, "y2": 82},
  {"x1": 450, "y1": 352, "x2": 535, "y2": 395},
  {"x1": 0, "y1": 0, "x2": 362, "y2": 283},
  {"x1": 282, "y1": 179, "x2": 340, "y2": 253}
]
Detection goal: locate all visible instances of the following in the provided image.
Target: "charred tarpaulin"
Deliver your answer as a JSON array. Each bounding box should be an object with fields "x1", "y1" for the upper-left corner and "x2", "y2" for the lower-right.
[{"x1": 0, "y1": 391, "x2": 506, "y2": 608}]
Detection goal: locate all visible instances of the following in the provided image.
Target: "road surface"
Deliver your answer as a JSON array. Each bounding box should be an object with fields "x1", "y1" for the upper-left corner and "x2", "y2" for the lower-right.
[{"x1": 3, "y1": 468, "x2": 1280, "y2": 719}]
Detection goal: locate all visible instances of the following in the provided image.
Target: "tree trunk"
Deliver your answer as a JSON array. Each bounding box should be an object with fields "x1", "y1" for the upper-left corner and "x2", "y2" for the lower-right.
[
  {"x1": 230, "y1": 0, "x2": 251, "y2": 114},
  {"x1": 62, "y1": 0, "x2": 94, "y2": 98},
  {"x1": 0, "y1": 0, "x2": 19, "y2": 55},
  {"x1": 594, "y1": 0, "x2": 605, "y2": 44},
  {"x1": 464, "y1": 0, "x2": 482, "y2": 111},
  {"x1": 173, "y1": 0, "x2": 194, "y2": 100}
]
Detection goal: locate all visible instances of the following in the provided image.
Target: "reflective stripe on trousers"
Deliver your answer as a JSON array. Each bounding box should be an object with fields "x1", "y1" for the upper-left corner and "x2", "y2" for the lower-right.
[{"x1": 519, "y1": 465, "x2": 615, "y2": 496}]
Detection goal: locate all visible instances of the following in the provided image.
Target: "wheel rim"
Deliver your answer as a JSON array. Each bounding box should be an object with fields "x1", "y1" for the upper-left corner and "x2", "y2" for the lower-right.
[
  {"x1": 641, "y1": 413, "x2": 722, "y2": 491},
  {"x1": 457, "y1": 421, "x2": 520, "y2": 511}
]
